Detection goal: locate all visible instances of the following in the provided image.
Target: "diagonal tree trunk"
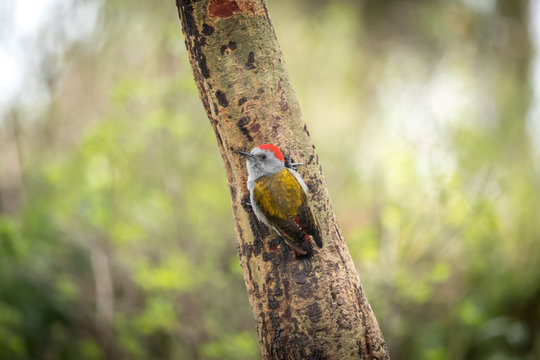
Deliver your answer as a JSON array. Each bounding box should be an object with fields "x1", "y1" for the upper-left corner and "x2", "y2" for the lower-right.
[{"x1": 174, "y1": 1, "x2": 389, "y2": 358}]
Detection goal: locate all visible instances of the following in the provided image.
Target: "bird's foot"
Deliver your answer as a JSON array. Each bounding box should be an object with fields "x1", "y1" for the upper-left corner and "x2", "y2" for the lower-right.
[{"x1": 284, "y1": 154, "x2": 304, "y2": 171}]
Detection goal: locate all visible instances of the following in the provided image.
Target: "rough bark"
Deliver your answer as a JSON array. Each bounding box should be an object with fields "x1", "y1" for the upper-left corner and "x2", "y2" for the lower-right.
[{"x1": 174, "y1": 1, "x2": 389, "y2": 358}]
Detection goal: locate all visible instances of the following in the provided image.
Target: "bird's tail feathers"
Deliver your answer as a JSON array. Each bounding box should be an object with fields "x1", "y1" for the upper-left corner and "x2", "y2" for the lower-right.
[{"x1": 312, "y1": 232, "x2": 323, "y2": 248}]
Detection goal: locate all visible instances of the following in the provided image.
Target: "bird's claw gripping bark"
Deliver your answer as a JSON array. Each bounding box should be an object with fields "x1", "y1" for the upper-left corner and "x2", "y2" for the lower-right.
[{"x1": 284, "y1": 154, "x2": 303, "y2": 171}]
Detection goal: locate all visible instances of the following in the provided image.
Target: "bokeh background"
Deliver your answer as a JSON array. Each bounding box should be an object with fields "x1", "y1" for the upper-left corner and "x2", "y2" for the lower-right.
[{"x1": 1, "y1": 0, "x2": 539, "y2": 359}]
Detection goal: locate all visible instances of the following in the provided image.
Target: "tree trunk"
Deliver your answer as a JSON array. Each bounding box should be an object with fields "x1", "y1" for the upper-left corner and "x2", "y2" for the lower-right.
[{"x1": 174, "y1": 1, "x2": 389, "y2": 358}]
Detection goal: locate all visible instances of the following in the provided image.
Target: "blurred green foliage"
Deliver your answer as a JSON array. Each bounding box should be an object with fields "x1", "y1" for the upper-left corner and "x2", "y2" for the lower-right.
[{"x1": 1, "y1": 0, "x2": 539, "y2": 359}]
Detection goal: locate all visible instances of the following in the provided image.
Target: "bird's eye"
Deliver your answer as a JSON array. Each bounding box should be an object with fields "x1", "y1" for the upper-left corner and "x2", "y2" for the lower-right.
[{"x1": 261, "y1": 154, "x2": 267, "y2": 159}]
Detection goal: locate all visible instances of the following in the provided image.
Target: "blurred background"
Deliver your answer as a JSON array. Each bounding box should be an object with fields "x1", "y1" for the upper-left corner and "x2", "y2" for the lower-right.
[{"x1": 1, "y1": 0, "x2": 539, "y2": 359}]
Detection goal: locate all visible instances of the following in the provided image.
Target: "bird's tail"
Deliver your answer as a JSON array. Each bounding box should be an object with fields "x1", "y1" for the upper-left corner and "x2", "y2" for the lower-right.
[{"x1": 312, "y1": 231, "x2": 323, "y2": 248}]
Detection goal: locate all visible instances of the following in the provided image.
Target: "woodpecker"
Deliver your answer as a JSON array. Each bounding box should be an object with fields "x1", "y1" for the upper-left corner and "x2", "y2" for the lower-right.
[{"x1": 239, "y1": 144, "x2": 323, "y2": 257}]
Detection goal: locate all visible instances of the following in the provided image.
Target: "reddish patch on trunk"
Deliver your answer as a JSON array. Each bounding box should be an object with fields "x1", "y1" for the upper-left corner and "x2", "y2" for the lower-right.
[{"x1": 208, "y1": 0, "x2": 240, "y2": 18}]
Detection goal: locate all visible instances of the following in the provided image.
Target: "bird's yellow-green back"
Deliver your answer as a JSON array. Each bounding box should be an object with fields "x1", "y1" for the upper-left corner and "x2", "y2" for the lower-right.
[{"x1": 253, "y1": 168, "x2": 306, "y2": 220}]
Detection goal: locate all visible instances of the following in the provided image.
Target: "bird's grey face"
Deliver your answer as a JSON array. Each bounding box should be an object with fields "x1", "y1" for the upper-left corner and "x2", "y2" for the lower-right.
[{"x1": 239, "y1": 148, "x2": 284, "y2": 177}]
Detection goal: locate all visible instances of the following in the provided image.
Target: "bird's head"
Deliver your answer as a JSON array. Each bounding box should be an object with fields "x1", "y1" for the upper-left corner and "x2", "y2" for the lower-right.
[{"x1": 238, "y1": 144, "x2": 285, "y2": 178}]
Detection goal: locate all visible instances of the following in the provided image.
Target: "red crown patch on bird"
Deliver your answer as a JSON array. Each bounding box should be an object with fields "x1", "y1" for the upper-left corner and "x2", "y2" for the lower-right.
[{"x1": 257, "y1": 144, "x2": 285, "y2": 162}]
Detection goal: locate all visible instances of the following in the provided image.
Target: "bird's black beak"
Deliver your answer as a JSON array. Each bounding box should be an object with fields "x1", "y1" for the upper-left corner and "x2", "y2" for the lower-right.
[{"x1": 237, "y1": 151, "x2": 255, "y2": 160}]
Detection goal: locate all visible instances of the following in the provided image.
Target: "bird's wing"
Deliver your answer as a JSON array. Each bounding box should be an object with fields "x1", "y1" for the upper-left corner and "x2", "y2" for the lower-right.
[
  {"x1": 271, "y1": 220, "x2": 314, "y2": 256},
  {"x1": 254, "y1": 169, "x2": 321, "y2": 253},
  {"x1": 296, "y1": 200, "x2": 323, "y2": 248},
  {"x1": 285, "y1": 168, "x2": 323, "y2": 248}
]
